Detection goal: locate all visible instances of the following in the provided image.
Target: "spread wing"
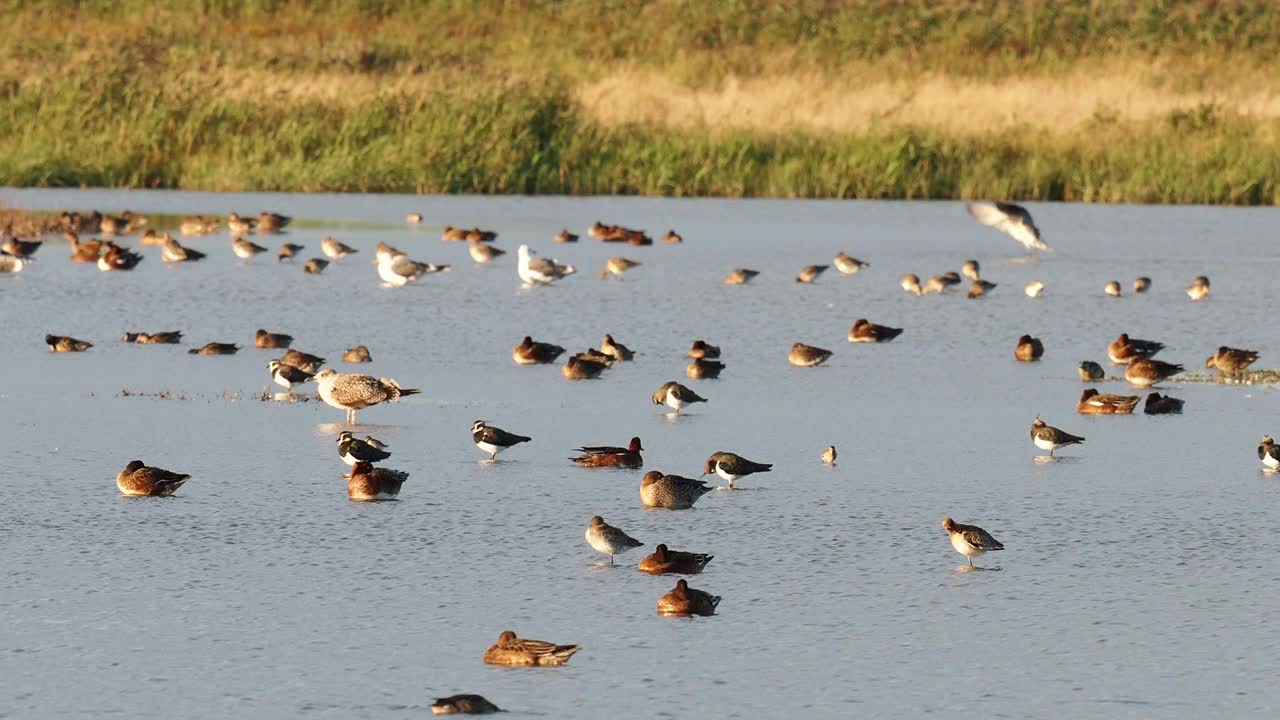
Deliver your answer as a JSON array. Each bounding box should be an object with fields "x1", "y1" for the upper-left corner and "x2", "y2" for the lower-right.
[{"x1": 967, "y1": 202, "x2": 1050, "y2": 251}]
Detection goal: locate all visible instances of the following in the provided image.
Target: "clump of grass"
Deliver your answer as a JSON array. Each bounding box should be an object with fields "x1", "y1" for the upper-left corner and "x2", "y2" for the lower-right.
[{"x1": 118, "y1": 387, "x2": 188, "y2": 399}]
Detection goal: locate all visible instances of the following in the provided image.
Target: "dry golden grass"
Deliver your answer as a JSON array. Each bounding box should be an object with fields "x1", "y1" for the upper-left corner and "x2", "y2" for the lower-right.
[{"x1": 575, "y1": 60, "x2": 1280, "y2": 135}]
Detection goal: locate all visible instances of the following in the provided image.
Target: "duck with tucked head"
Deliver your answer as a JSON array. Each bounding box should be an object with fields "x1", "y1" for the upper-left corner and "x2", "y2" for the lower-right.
[
  {"x1": 848, "y1": 319, "x2": 903, "y2": 343},
  {"x1": 513, "y1": 336, "x2": 565, "y2": 365},
  {"x1": 1077, "y1": 388, "x2": 1140, "y2": 415},
  {"x1": 638, "y1": 544, "x2": 714, "y2": 575},
  {"x1": 117, "y1": 460, "x2": 191, "y2": 497},
  {"x1": 1108, "y1": 333, "x2": 1164, "y2": 365},
  {"x1": 1125, "y1": 358, "x2": 1184, "y2": 388},
  {"x1": 1144, "y1": 392, "x2": 1184, "y2": 415},
  {"x1": 1014, "y1": 335, "x2": 1043, "y2": 362},
  {"x1": 641, "y1": 470, "x2": 714, "y2": 509},
  {"x1": 482, "y1": 630, "x2": 579, "y2": 667},
  {"x1": 657, "y1": 579, "x2": 721, "y2": 617},
  {"x1": 1078, "y1": 361, "x2": 1105, "y2": 381},
  {"x1": 430, "y1": 694, "x2": 501, "y2": 715},
  {"x1": 686, "y1": 357, "x2": 725, "y2": 379},
  {"x1": 688, "y1": 340, "x2": 720, "y2": 359},
  {"x1": 346, "y1": 460, "x2": 408, "y2": 501}
]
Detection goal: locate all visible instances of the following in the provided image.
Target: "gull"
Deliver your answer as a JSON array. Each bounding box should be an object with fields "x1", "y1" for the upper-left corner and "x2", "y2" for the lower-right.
[
  {"x1": 377, "y1": 251, "x2": 449, "y2": 286},
  {"x1": 966, "y1": 201, "x2": 1050, "y2": 252},
  {"x1": 517, "y1": 244, "x2": 575, "y2": 285},
  {"x1": 315, "y1": 368, "x2": 420, "y2": 424}
]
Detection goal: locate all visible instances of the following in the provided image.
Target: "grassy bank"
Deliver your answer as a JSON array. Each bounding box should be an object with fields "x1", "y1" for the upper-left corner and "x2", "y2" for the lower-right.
[{"x1": 2, "y1": 1, "x2": 1280, "y2": 202}]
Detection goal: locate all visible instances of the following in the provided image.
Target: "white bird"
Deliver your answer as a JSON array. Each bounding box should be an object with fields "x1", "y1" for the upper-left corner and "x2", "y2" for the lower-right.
[
  {"x1": 315, "y1": 368, "x2": 420, "y2": 424},
  {"x1": 966, "y1": 201, "x2": 1050, "y2": 252},
  {"x1": 376, "y1": 251, "x2": 449, "y2": 286},
  {"x1": 0, "y1": 252, "x2": 25, "y2": 273},
  {"x1": 517, "y1": 244, "x2": 575, "y2": 285}
]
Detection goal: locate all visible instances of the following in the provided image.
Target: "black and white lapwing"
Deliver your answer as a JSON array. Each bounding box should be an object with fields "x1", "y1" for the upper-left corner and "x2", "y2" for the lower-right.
[{"x1": 471, "y1": 420, "x2": 531, "y2": 461}]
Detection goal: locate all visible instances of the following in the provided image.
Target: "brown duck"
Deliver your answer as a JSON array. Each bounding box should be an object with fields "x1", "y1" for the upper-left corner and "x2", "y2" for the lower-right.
[
  {"x1": 116, "y1": 460, "x2": 191, "y2": 497},
  {"x1": 1125, "y1": 358, "x2": 1184, "y2": 388},
  {"x1": 46, "y1": 334, "x2": 92, "y2": 352},
  {"x1": 1107, "y1": 333, "x2": 1164, "y2": 365},
  {"x1": 686, "y1": 357, "x2": 725, "y2": 379},
  {"x1": 346, "y1": 460, "x2": 408, "y2": 501},
  {"x1": 1206, "y1": 346, "x2": 1259, "y2": 376},
  {"x1": 600, "y1": 334, "x2": 634, "y2": 361},
  {"x1": 123, "y1": 331, "x2": 183, "y2": 344},
  {"x1": 848, "y1": 319, "x2": 903, "y2": 343},
  {"x1": 723, "y1": 268, "x2": 760, "y2": 285},
  {"x1": 513, "y1": 336, "x2": 565, "y2": 365},
  {"x1": 640, "y1": 471, "x2": 714, "y2": 509},
  {"x1": 688, "y1": 340, "x2": 720, "y2": 359},
  {"x1": 188, "y1": 342, "x2": 239, "y2": 355},
  {"x1": 342, "y1": 345, "x2": 372, "y2": 363},
  {"x1": 482, "y1": 630, "x2": 579, "y2": 667},
  {"x1": 789, "y1": 343, "x2": 833, "y2": 367},
  {"x1": 1077, "y1": 388, "x2": 1140, "y2": 415},
  {"x1": 563, "y1": 355, "x2": 610, "y2": 379},
  {"x1": 795, "y1": 265, "x2": 828, "y2": 283},
  {"x1": 638, "y1": 544, "x2": 714, "y2": 575},
  {"x1": 656, "y1": 579, "x2": 721, "y2": 617},
  {"x1": 571, "y1": 437, "x2": 643, "y2": 468},
  {"x1": 255, "y1": 329, "x2": 293, "y2": 349},
  {"x1": 1014, "y1": 335, "x2": 1044, "y2": 362}
]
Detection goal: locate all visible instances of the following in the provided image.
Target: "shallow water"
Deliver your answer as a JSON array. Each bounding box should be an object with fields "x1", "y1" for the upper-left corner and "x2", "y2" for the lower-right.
[{"x1": 3, "y1": 189, "x2": 1279, "y2": 718}]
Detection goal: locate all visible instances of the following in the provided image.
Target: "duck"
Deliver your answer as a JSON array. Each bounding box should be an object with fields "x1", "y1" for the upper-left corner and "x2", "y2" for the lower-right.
[
  {"x1": 833, "y1": 252, "x2": 868, "y2": 274},
  {"x1": 232, "y1": 236, "x2": 268, "y2": 260},
  {"x1": 429, "y1": 695, "x2": 501, "y2": 715},
  {"x1": 3, "y1": 235, "x2": 42, "y2": 257},
  {"x1": 703, "y1": 452, "x2": 772, "y2": 488},
  {"x1": 303, "y1": 258, "x2": 329, "y2": 274},
  {"x1": 652, "y1": 381, "x2": 707, "y2": 414},
  {"x1": 116, "y1": 460, "x2": 191, "y2": 497},
  {"x1": 1078, "y1": 360, "x2": 1105, "y2": 381},
  {"x1": 161, "y1": 236, "x2": 206, "y2": 263},
  {"x1": 471, "y1": 420, "x2": 531, "y2": 460},
  {"x1": 405, "y1": 212, "x2": 424, "y2": 224},
  {"x1": 1206, "y1": 346, "x2": 1260, "y2": 376},
  {"x1": 1144, "y1": 393, "x2": 1184, "y2": 415},
  {"x1": 640, "y1": 471, "x2": 714, "y2": 509},
  {"x1": 795, "y1": 265, "x2": 828, "y2": 283},
  {"x1": 1259, "y1": 436, "x2": 1279, "y2": 470},
  {"x1": 966, "y1": 279, "x2": 997, "y2": 298},
  {"x1": 1133, "y1": 276, "x2": 1151, "y2": 293},
  {"x1": 585, "y1": 516, "x2": 643, "y2": 566},
  {"x1": 572, "y1": 347, "x2": 615, "y2": 366},
  {"x1": 553, "y1": 228, "x2": 579, "y2": 243},
  {"x1": 346, "y1": 460, "x2": 407, "y2": 501},
  {"x1": 657, "y1": 579, "x2": 721, "y2": 617},
  {"x1": 688, "y1": 340, "x2": 720, "y2": 359},
  {"x1": 342, "y1": 345, "x2": 371, "y2": 363},
  {"x1": 1030, "y1": 417, "x2": 1084, "y2": 456},
  {"x1": 277, "y1": 243, "x2": 305, "y2": 262},
  {"x1": 337, "y1": 431, "x2": 391, "y2": 466},
  {"x1": 46, "y1": 334, "x2": 92, "y2": 352},
  {"x1": 587, "y1": 221, "x2": 611, "y2": 240},
  {"x1": 941, "y1": 516, "x2": 1004, "y2": 568},
  {"x1": 481, "y1": 631, "x2": 579, "y2": 667},
  {"x1": 1014, "y1": 335, "x2": 1044, "y2": 362},
  {"x1": 441, "y1": 226, "x2": 467, "y2": 242},
  {"x1": 179, "y1": 216, "x2": 219, "y2": 236},
  {"x1": 255, "y1": 329, "x2": 293, "y2": 349},
  {"x1": 321, "y1": 236, "x2": 357, "y2": 258},
  {"x1": 1024, "y1": 280, "x2": 1045, "y2": 297},
  {"x1": 848, "y1": 319, "x2": 903, "y2": 343},
  {"x1": 966, "y1": 200, "x2": 1048, "y2": 252},
  {"x1": 961, "y1": 259, "x2": 981, "y2": 281},
  {"x1": 188, "y1": 342, "x2": 239, "y2": 355},
  {"x1": 922, "y1": 272, "x2": 962, "y2": 294},
  {"x1": 227, "y1": 213, "x2": 256, "y2": 235},
  {"x1": 637, "y1": 544, "x2": 713, "y2": 575},
  {"x1": 315, "y1": 368, "x2": 419, "y2": 424},
  {"x1": 722, "y1": 268, "x2": 760, "y2": 285},
  {"x1": 599, "y1": 334, "x2": 634, "y2": 361},
  {"x1": 256, "y1": 211, "x2": 291, "y2": 234},
  {"x1": 1187, "y1": 275, "x2": 1210, "y2": 300},
  {"x1": 465, "y1": 228, "x2": 497, "y2": 243},
  {"x1": 280, "y1": 349, "x2": 325, "y2": 373},
  {"x1": 600, "y1": 256, "x2": 641, "y2": 279},
  {"x1": 97, "y1": 243, "x2": 143, "y2": 271},
  {"x1": 1108, "y1": 334, "x2": 1165, "y2": 365},
  {"x1": 571, "y1": 437, "x2": 643, "y2": 469},
  {"x1": 517, "y1": 244, "x2": 575, "y2": 285},
  {"x1": 66, "y1": 232, "x2": 104, "y2": 262},
  {"x1": 896, "y1": 273, "x2": 920, "y2": 295},
  {"x1": 1077, "y1": 388, "x2": 1140, "y2": 415},
  {"x1": 789, "y1": 342, "x2": 833, "y2": 367},
  {"x1": 1125, "y1": 358, "x2": 1184, "y2": 388},
  {"x1": 821, "y1": 446, "x2": 837, "y2": 464},
  {"x1": 378, "y1": 251, "x2": 450, "y2": 286},
  {"x1": 563, "y1": 355, "x2": 609, "y2": 380},
  {"x1": 513, "y1": 336, "x2": 565, "y2": 365},
  {"x1": 663, "y1": 229, "x2": 683, "y2": 244},
  {"x1": 1104, "y1": 280, "x2": 1122, "y2": 297},
  {"x1": 686, "y1": 357, "x2": 725, "y2": 379},
  {"x1": 468, "y1": 241, "x2": 505, "y2": 263},
  {"x1": 122, "y1": 331, "x2": 183, "y2": 344}
]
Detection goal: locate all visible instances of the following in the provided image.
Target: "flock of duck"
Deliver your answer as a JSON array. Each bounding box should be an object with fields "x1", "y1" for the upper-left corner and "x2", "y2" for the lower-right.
[{"x1": 4, "y1": 199, "x2": 1272, "y2": 713}]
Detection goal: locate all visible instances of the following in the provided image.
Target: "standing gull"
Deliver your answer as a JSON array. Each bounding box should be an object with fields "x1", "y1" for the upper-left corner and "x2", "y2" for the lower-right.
[
  {"x1": 517, "y1": 244, "x2": 576, "y2": 285},
  {"x1": 377, "y1": 250, "x2": 449, "y2": 286},
  {"x1": 966, "y1": 201, "x2": 1050, "y2": 252},
  {"x1": 315, "y1": 368, "x2": 419, "y2": 424}
]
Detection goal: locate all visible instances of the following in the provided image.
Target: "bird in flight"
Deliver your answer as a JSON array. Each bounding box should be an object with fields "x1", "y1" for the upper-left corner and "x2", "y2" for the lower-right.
[{"x1": 966, "y1": 201, "x2": 1050, "y2": 252}]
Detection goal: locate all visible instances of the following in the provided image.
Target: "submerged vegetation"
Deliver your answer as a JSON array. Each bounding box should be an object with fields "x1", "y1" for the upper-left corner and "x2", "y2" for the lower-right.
[{"x1": 3, "y1": 1, "x2": 1280, "y2": 202}]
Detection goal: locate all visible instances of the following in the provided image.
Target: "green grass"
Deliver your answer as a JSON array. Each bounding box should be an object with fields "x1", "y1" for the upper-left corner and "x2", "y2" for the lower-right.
[{"x1": 2, "y1": 1, "x2": 1280, "y2": 201}]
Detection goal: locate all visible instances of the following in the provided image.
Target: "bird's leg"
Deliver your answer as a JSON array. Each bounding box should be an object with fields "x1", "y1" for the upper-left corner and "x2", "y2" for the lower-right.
[
  {"x1": 1048, "y1": 447, "x2": 1055, "y2": 458},
  {"x1": 609, "y1": 555, "x2": 614, "y2": 567},
  {"x1": 968, "y1": 556, "x2": 974, "y2": 567}
]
